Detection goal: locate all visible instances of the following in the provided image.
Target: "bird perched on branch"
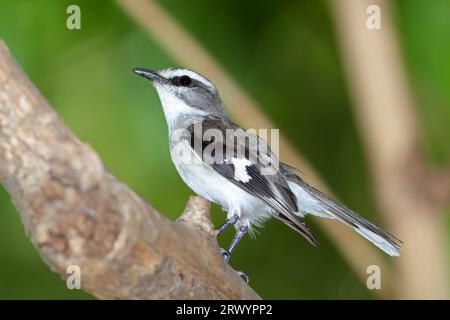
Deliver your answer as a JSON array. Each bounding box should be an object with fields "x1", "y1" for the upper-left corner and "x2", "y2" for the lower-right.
[{"x1": 134, "y1": 67, "x2": 401, "y2": 262}]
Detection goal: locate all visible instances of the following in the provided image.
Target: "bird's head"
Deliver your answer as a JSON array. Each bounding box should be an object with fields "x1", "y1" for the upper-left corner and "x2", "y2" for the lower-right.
[{"x1": 133, "y1": 67, "x2": 226, "y2": 123}]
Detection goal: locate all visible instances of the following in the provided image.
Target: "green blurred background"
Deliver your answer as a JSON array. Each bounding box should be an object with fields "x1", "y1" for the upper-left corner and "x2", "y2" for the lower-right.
[{"x1": 0, "y1": 0, "x2": 449, "y2": 299}]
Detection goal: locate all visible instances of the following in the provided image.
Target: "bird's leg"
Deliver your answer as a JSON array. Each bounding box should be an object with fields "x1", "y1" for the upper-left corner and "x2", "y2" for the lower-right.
[
  {"x1": 218, "y1": 222, "x2": 250, "y2": 283},
  {"x1": 221, "y1": 224, "x2": 249, "y2": 262},
  {"x1": 228, "y1": 225, "x2": 249, "y2": 254},
  {"x1": 216, "y1": 213, "x2": 239, "y2": 235},
  {"x1": 217, "y1": 212, "x2": 240, "y2": 261}
]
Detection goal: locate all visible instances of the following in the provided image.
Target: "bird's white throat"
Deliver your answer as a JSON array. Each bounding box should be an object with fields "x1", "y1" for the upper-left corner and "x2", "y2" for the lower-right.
[{"x1": 155, "y1": 86, "x2": 205, "y2": 130}]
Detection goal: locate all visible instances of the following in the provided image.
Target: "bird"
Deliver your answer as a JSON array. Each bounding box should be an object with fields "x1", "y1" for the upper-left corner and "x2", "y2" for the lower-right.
[{"x1": 133, "y1": 66, "x2": 402, "y2": 262}]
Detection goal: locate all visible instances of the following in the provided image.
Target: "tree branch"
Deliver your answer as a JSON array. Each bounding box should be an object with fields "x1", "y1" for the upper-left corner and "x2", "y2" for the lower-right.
[{"x1": 0, "y1": 41, "x2": 259, "y2": 300}]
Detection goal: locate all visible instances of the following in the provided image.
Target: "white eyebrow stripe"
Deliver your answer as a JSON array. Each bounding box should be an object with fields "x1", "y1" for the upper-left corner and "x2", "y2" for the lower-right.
[{"x1": 159, "y1": 68, "x2": 215, "y2": 89}]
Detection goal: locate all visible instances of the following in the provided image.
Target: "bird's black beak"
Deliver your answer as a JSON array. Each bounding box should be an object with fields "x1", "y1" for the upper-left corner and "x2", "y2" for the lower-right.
[{"x1": 133, "y1": 67, "x2": 166, "y2": 83}]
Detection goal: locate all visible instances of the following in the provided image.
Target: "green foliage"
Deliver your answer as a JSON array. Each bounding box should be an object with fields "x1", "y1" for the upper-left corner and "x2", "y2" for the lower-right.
[{"x1": 0, "y1": 0, "x2": 448, "y2": 299}]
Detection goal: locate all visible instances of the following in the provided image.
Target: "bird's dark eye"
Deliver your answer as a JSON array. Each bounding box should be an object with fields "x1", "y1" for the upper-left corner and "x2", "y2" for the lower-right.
[{"x1": 178, "y1": 75, "x2": 192, "y2": 86}]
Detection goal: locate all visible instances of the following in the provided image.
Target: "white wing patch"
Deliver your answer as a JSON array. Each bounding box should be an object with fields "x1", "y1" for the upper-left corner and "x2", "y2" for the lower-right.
[{"x1": 230, "y1": 158, "x2": 252, "y2": 183}]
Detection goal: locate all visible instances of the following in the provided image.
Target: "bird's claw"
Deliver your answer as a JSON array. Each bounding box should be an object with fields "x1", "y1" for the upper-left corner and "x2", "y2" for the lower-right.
[
  {"x1": 219, "y1": 248, "x2": 230, "y2": 262},
  {"x1": 219, "y1": 248, "x2": 249, "y2": 283},
  {"x1": 237, "y1": 270, "x2": 249, "y2": 284}
]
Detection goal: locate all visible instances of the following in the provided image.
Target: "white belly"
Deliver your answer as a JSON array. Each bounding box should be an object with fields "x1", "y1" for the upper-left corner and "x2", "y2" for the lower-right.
[{"x1": 170, "y1": 141, "x2": 272, "y2": 226}]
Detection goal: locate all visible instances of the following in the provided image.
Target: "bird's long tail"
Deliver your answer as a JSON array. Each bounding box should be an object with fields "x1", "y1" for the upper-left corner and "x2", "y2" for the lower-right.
[{"x1": 281, "y1": 164, "x2": 402, "y2": 256}]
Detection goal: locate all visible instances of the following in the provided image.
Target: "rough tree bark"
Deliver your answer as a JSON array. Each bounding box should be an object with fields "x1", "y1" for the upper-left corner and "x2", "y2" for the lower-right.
[{"x1": 0, "y1": 41, "x2": 260, "y2": 300}]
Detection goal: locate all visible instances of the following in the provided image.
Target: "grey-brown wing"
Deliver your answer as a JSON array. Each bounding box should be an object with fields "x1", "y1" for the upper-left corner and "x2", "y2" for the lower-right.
[{"x1": 187, "y1": 116, "x2": 318, "y2": 246}]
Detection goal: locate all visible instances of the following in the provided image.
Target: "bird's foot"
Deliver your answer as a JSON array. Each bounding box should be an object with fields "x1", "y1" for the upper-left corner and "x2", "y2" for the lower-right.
[
  {"x1": 237, "y1": 270, "x2": 249, "y2": 284},
  {"x1": 219, "y1": 247, "x2": 230, "y2": 262},
  {"x1": 219, "y1": 248, "x2": 249, "y2": 283}
]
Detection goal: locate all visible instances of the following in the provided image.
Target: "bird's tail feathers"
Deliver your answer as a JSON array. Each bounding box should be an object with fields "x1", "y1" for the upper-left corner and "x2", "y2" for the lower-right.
[
  {"x1": 281, "y1": 164, "x2": 402, "y2": 256},
  {"x1": 275, "y1": 213, "x2": 319, "y2": 247}
]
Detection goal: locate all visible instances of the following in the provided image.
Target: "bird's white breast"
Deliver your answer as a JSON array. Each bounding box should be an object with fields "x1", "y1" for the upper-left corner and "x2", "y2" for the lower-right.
[{"x1": 170, "y1": 139, "x2": 272, "y2": 225}]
